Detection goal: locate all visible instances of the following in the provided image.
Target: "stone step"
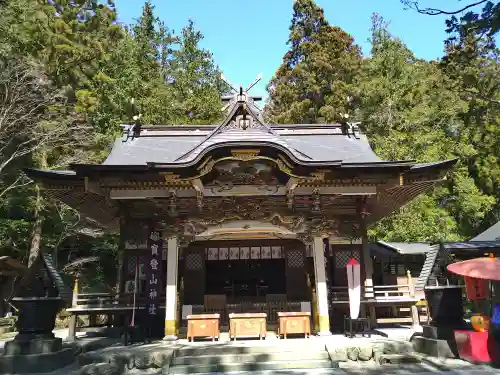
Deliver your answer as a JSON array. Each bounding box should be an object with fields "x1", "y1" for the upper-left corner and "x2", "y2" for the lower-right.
[
  {"x1": 0, "y1": 326, "x2": 14, "y2": 334},
  {"x1": 340, "y1": 362, "x2": 441, "y2": 375},
  {"x1": 375, "y1": 352, "x2": 421, "y2": 365},
  {"x1": 412, "y1": 336, "x2": 457, "y2": 358},
  {"x1": 168, "y1": 359, "x2": 338, "y2": 374},
  {"x1": 174, "y1": 343, "x2": 326, "y2": 357},
  {"x1": 172, "y1": 350, "x2": 330, "y2": 366}
]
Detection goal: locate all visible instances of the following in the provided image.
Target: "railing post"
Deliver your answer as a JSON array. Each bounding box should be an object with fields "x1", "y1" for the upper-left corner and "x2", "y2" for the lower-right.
[
  {"x1": 72, "y1": 277, "x2": 79, "y2": 308},
  {"x1": 407, "y1": 270, "x2": 415, "y2": 298}
]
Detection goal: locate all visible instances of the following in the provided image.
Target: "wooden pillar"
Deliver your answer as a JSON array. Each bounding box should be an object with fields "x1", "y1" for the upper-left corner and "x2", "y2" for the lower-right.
[
  {"x1": 116, "y1": 218, "x2": 127, "y2": 302},
  {"x1": 164, "y1": 236, "x2": 179, "y2": 340},
  {"x1": 411, "y1": 304, "x2": 420, "y2": 328},
  {"x1": 68, "y1": 277, "x2": 79, "y2": 341},
  {"x1": 359, "y1": 198, "x2": 376, "y2": 326},
  {"x1": 313, "y1": 236, "x2": 331, "y2": 335}
]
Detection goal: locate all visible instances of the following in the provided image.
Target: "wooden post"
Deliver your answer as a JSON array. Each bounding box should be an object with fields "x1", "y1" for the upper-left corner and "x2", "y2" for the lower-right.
[
  {"x1": 407, "y1": 270, "x2": 415, "y2": 298},
  {"x1": 359, "y1": 198, "x2": 376, "y2": 327},
  {"x1": 72, "y1": 277, "x2": 79, "y2": 308},
  {"x1": 411, "y1": 304, "x2": 420, "y2": 328},
  {"x1": 313, "y1": 236, "x2": 331, "y2": 335},
  {"x1": 164, "y1": 236, "x2": 179, "y2": 340},
  {"x1": 67, "y1": 277, "x2": 79, "y2": 341},
  {"x1": 68, "y1": 314, "x2": 77, "y2": 341}
]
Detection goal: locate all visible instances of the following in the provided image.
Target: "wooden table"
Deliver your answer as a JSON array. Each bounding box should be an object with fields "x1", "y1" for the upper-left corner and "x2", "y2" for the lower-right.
[
  {"x1": 186, "y1": 314, "x2": 220, "y2": 342},
  {"x1": 229, "y1": 313, "x2": 267, "y2": 341},
  {"x1": 277, "y1": 311, "x2": 311, "y2": 339}
]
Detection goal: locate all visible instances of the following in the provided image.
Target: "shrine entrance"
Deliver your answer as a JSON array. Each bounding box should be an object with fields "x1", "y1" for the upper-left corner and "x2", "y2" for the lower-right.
[
  {"x1": 205, "y1": 258, "x2": 287, "y2": 302},
  {"x1": 180, "y1": 239, "x2": 311, "y2": 325}
]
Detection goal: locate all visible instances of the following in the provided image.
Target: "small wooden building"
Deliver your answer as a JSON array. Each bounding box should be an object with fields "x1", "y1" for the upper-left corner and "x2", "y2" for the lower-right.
[{"x1": 25, "y1": 85, "x2": 456, "y2": 338}]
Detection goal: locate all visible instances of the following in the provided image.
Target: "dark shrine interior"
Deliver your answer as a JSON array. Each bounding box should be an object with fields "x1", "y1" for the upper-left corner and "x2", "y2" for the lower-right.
[{"x1": 205, "y1": 259, "x2": 286, "y2": 302}]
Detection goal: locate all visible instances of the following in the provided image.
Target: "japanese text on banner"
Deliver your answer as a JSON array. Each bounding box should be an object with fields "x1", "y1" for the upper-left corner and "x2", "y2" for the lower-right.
[{"x1": 145, "y1": 229, "x2": 163, "y2": 315}]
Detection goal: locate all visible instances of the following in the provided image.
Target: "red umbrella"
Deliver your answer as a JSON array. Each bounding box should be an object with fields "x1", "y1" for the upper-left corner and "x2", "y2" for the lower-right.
[{"x1": 447, "y1": 257, "x2": 500, "y2": 281}]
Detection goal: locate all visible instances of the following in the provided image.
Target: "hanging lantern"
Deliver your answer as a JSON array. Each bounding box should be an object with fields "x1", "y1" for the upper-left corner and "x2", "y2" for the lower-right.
[
  {"x1": 464, "y1": 276, "x2": 488, "y2": 301},
  {"x1": 471, "y1": 313, "x2": 491, "y2": 332}
]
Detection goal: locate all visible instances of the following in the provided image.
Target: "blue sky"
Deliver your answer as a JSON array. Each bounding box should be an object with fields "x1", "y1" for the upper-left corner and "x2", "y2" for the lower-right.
[{"x1": 113, "y1": 0, "x2": 465, "y2": 99}]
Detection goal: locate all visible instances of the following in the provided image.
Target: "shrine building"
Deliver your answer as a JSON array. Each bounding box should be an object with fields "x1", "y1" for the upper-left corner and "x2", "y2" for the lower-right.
[{"x1": 25, "y1": 80, "x2": 457, "y2": 339}]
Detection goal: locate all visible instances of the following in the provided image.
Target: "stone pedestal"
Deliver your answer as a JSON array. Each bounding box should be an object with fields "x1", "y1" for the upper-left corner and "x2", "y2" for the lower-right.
[
  {"x1": 413, "y1": 325, "x2": 464, "y2": 358},
  {"x1": 425, "y1": 286, "x2": 464, "y2": 327},
  {"x1": 412, "y1": 286, "x2": 466, "y2": 359},
  {"x1": 0, "y1": 298, "x2": 76, "y2": 374},
  {"x1": 4, "y1": 333, "x2": 62, "y2": 355}
]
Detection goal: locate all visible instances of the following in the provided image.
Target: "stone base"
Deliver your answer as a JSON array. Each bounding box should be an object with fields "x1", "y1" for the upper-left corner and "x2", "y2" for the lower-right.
[
  {"x1": 0, "y1": 348, "x2": 75, "y2": 374},
  {"x1": 316, "y1": 331, "x2": 332, "y2": 336},
  {"x1": 422, "y1": 324, "x2": 466, "y2": 341},
  {"x1": 0, "y1": 327, "x2": 13, "y2": 335},
  {"x1": 4, "y1": 334, "x2": 62, "y2": 355},
  {"x1": 163, "y1": 335, "x2": 178, "y2": 341},
  {"x1": 412, "y1": 336, "x2": 458, "y2": 359}
]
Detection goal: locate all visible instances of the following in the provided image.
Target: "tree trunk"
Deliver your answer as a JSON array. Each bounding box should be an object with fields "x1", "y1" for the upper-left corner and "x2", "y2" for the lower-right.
[
  {"x1": 28, "y1": 150, "x2": 47, "y2": 267},
  {"x1": 28, "y1": 186, "x2": 43, "y2": 267}
]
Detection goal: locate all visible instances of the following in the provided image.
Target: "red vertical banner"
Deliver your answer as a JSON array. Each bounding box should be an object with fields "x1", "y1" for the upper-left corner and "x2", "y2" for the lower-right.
[
  {"x1": 145, "y1": 227, "x2": 163, "y2": 315},
  {"x1": 464, "y1": 276, "x2": 488, "y2": 301}
]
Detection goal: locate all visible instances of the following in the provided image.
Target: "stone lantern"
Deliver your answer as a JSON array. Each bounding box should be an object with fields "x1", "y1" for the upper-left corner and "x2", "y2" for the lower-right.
[{"x1": 0, "y1": 253, "x2": 74, "y2": 374}]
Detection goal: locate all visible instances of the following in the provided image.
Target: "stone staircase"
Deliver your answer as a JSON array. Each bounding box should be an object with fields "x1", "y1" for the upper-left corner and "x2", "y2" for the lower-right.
[{"x1": 167, "y1": 343, "x2": 338, "y2": 374}]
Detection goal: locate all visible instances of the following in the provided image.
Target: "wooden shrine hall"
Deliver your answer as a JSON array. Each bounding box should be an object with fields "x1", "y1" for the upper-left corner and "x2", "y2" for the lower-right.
[{"x1": 25, "y1": 77, "x2": 457, "y2": 340}]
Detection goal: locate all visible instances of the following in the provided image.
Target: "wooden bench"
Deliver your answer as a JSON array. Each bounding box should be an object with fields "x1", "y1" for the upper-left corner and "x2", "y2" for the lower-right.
[
  {"x1": 186, "y1": 314, "x2": 220, "y2": 342},
  {"x1": 229, "y1": 312, "x2": 267, "y2": 341},
  {"x1": 277, "y1": 311, "x2": 311, "y2": 339},
  {"x1": 66, "y1": 292, "x2": 164, "y2": 343}
]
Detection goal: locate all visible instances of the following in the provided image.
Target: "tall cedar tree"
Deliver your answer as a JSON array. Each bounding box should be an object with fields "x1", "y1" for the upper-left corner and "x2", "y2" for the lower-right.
[
  {"x1": 266, "y1": 0, "x2": 362, "y2": 124},
  {"x1": 441, "y1": 9, "x2": 500, "y2": 231},
  {"x1": 357, "y1": 14, "x2": 495, "y2": 242},
  {"x1": 168, "y1": 19, "x2": 225, "y2": 124}
]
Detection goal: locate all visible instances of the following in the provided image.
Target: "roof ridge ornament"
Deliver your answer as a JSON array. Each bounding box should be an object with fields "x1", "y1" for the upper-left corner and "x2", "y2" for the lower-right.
[
  {"x1": 215, "y1": 72, "x2": 271, "y2": 133},
  {"x1": 220, "y1": 72, "x2": 263, "y2": 113}
]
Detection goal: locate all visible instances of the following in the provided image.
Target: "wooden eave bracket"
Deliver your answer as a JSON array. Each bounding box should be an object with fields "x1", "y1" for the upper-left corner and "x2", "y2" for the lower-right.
[
  {"x1": 84, "y1": 177, "x2": 104, "y2": 196},
  {"x1": 192, "y1": 178, "x2": 204, "y2": 211},
  {"x1": 286, "y1": 177, "x2": 298, "y2": 210}
]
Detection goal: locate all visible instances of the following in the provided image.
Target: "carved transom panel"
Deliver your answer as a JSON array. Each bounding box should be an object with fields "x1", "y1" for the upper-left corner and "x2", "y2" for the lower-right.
[
  {"x1": 334, "y1": 250, "x2": 360, "y2": 269},
  {"x1": 206, "y1": 160, "x2": 281, "y2": 188},
  {"x1": 287, "y1": 249, "x2": 305, "y2": 268},
  {"x1": 185, "y1": 252, "x2": 204, "y2": 270},
  {"x1": 205, "y1": 245, "x2": 284, "y2": 260},
  {"x1": 127, "y1": 255, "x2": 146, "y2": 275}
]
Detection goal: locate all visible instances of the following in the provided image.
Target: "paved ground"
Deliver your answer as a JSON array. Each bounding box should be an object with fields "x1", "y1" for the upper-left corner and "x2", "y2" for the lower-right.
[
  {"x1": 121, "y1": 364, "x2": 500, "y2": 375},
  {"x1": 2, "y1": 327, "x2": 499, "y2": 375}
]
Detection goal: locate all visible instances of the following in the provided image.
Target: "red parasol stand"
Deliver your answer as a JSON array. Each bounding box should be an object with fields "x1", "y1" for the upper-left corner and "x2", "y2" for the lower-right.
[
  {"x1": 446, "y1": 255, "x2": 500, "y2": 364},
  {"x1": 447, "y1": 256, "x2": 500, "y2": 281}
]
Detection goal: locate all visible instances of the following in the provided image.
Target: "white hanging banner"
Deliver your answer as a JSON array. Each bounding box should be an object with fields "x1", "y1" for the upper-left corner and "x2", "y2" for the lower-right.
[{"x1": 346, "y1": 258, "x2": 361, "y2": 319}]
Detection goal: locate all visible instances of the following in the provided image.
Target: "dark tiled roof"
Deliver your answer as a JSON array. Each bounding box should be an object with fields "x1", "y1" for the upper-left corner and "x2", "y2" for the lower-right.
[
  {"x1": 103, "y1": 136, "x2": 207, "y2": 165},
  {"x1": 370, "y1": 240, "x2": 500, "y2": 258},
  {"x1": 470, "y1": 221, "x2": 500, "y2": 241},
  {"x1": 102, "y1": 125, "x2": 383, "y2": 166},
  {"x1": 373, "y1": 241, "x2": 432, "y2": 255},
  {"x1": 444, "y1": 241, "x2": 500, "y2": 250}
]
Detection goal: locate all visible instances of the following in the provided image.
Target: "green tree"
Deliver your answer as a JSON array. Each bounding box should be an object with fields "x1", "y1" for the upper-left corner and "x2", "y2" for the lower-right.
[
  {"x1": 401, "y1": 0, "x2": 499, "y2": 38},
  {"x1": 441, "y1": 9, "x2": 500, "y2": 231},
  {"x1": 265, "y1": 0, "x2": 362, "y2": 124},
  {"x1": 168, "y1": 19, "x2": 225, "y2": 124},
  {"x1": 356, "y1": 14, "x2": 495, "y2": 241}
]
